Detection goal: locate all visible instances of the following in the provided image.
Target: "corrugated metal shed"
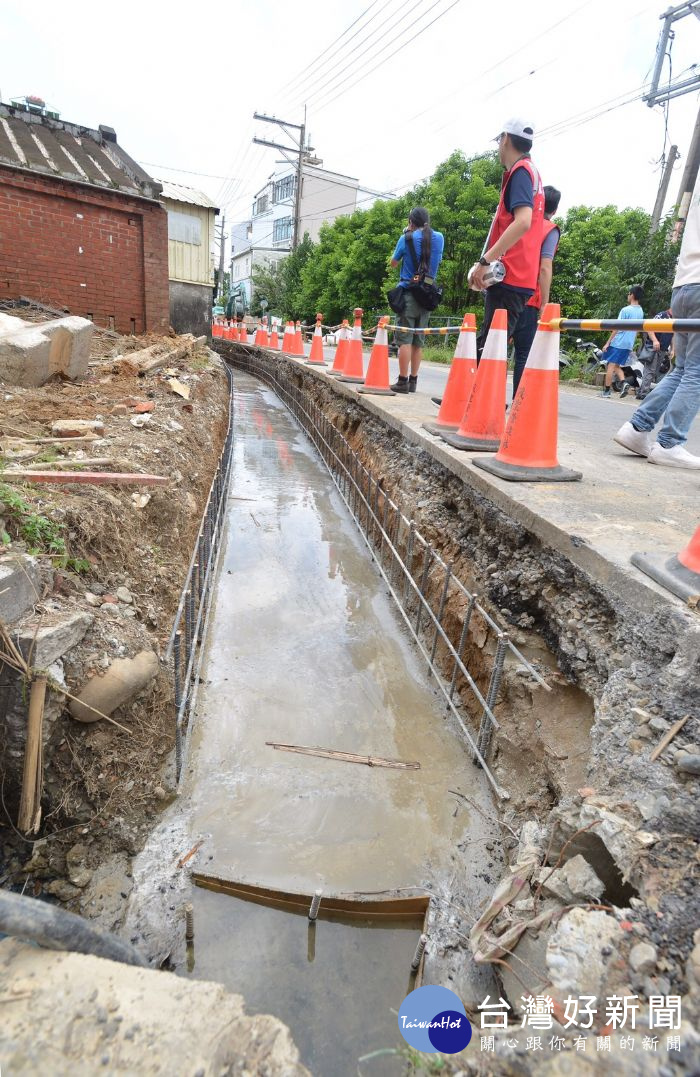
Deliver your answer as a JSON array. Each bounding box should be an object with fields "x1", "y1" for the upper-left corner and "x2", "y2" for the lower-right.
[
  {"x1": 158, "y1": 179, "x2": 219, "y2": 211},
  {"x1": 0, "y1": 102, "x2": 161, "y2": 201}
]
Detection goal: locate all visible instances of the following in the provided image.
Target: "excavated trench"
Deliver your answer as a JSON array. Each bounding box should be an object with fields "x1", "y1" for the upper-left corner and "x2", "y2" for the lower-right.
[
  {"x1": 185, "y1": 343, "x2": 699, "y2": 1074},
  {"x1": 5, "y1": 342, "x2": 696, "y2": 1070}
]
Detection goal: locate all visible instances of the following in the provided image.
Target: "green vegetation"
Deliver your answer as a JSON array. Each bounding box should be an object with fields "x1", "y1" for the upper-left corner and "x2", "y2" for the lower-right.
[
  {"x1": 254, "y1": 149, "x2": 678, "y2": 332},
  {"x1": 0, "y1": 484, "x2": 89, "y2": 572}
]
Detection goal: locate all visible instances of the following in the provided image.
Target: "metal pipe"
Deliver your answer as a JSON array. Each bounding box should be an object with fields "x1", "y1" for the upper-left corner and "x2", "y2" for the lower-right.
[
  {"x1": 411, "y1": 933, "x2": 428, "y2": 971},
  {"x1": 309, "y1": 889, "x2": 322, "y2": 921}
]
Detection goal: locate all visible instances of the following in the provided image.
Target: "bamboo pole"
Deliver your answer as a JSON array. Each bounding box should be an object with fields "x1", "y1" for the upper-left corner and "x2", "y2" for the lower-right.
[{"x1": 17, "y1": 676, "x2": 47, "y2": 834}]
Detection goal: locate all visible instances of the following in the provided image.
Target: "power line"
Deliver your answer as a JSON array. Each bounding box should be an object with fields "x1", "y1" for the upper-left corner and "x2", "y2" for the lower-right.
[
  {"x1": 309, "y1": 0, "x2": 462, "y2": 115},
  {"x1": 274, "y1": 0, "x2": 387, "y2": 97},
  {"x1": 287, "y1": 0, "x2": 422, "y2": 110},
  {"x1": 138, "y1": 161, "x2": 235, "y2": 181}
]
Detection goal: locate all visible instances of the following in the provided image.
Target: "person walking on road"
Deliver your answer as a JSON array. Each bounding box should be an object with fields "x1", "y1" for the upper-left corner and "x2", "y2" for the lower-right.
[
  {"x1": 600, "y1": 286, "x2": 644, "y2": 398},
  {"x1": 389, "y1": 207, "x2": 444, "y2": 394},
  {"x1": 511, "y1": 184, "x2": 562, "y2": 397},
  {"x1": 636, "y1": 306, "x2": 673, "y2": 400},
  {"x1": 469, "y1": 118, "x2": 545, "y2": 358},
  {"x1": 614, "y1": 169, "x2": 700, "y2": 468}
]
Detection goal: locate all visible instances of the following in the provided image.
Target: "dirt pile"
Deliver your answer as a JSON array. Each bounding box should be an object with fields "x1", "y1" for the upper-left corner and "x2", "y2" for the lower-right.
[{"x1": 0, "y1": 311, "x2": 229, "y2": 913}]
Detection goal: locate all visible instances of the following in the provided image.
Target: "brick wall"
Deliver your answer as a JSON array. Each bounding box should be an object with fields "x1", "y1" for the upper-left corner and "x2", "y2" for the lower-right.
[{"x1": 0, "y1": 168, "x2": 170, "y2": 334}]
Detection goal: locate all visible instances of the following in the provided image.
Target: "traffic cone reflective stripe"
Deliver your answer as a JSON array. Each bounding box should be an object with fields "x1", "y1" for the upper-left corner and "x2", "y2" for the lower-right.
[
  {"x1": 631, "y1": 521, "x2": 700, "y2": 604},
  {"x1": 307, "y1": 313, "x2": 327, "y2": 365},
  {"x1": 440, "y1": 309, "x2": 508, "y2": 452},
  {"x1": 230, "y1": 322, "x2": 239, "y2": 342},
  {"x1": 341, "y1": 308, "x2": 365, "y2": 383},
  {"x1": 474, "y1": 304, "x2": 582, "y2": 482},
  {"x1": 293, "y1": 320, "x2": 304, "y2": 356},
  {"x1": 359, "y1": 318, "x2": 394, "y2": 396},
  {"x1": 240, "y1": 322, "x2": 248, "y2": 343},
  {"x1": 270, "y1": 320, "x2": 279, "y2": 349},
  {"x1": 423, "y1": 313, "x2": 476, "y2": 435},
  {"x1": 327, "y1": 320, "x2": 350, "y2": 376}
]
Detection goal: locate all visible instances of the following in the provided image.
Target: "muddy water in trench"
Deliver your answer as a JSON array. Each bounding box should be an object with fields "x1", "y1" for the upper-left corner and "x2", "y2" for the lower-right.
[{"x1": 168, "y1": 373, "x2": 495, "y2": 1072}]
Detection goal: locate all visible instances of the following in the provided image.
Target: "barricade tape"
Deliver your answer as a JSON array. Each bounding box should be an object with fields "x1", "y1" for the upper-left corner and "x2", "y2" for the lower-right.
[{"x1": 548, "y1": 318, "x2": 700, "y2": 333}]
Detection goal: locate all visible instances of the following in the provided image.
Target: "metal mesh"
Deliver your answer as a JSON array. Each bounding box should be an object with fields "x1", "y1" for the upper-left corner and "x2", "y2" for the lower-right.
[{"x1": 225, "y1": 350, "x2": 554, "y2": 801}]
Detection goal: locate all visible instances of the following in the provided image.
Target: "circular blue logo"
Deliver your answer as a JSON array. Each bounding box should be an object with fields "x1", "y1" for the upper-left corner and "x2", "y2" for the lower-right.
[{"x1": 398, "y1": 986, "x2": 471, "y2": 1054}]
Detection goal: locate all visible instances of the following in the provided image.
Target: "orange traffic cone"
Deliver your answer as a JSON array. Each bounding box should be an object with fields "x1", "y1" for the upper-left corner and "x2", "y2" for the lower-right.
[
  {"x1": 359, "y1": 317, "x2": 394, "y2": 396},
  {"x1": 254, "y1": 321, "x2": 263, "y2": 346},
  {"x1": 307, "y1": 313, "x2": 327, "y2": 366},
  {"x1": 423, "y1": 314, "x2": 477, "y2": 436},
  {"x1": 212, "y1": 322, "x2": 221, "y2": 338},
  {"x1": 474, "y1": 303, "x2": 581, "y2": 482},
  {"x1": 440, "y1": 309, "x2": 509, "y2": 452},
  {"x1": 270, "y1": 320, "x2": 279, "y2": 350},
  {"x1": 230, "y1": 322, "x2": 239, "y2": 342},
  {"x1": 340, "y1": 308, "x2": 365, "y2": 383},
  {"x1": 327, "y1": 320, "x2": 350, "y2": 377},
  {"x1": 293, "y1": 320, "x2": 304, "y2": 357},
  {"x1": 281, "y1": 321, "x2": 295, "y2": 355},
  {"x1": 240, "y1": 322, "x2": 248, "y2": 344},
  {"x1": 631, "y1": 522, "x2": 700, "y2": 604}
]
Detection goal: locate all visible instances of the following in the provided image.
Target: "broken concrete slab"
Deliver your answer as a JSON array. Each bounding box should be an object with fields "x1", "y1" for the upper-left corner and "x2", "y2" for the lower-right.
[
  {"x1": 0, "y1": 553, "x2": 41, "y2": 623},
  {"x1": 0, "y1": 938, "x2": 309, "y2": 1075},
  {"x1": 17, "y1": 611, "x2": 93, "y2": 669},
  {"x1": 0, "y1": 313, "x2": 94, "y2": 388},
  {"x1": 70, "y1": 649, "x2": 159, "y2": 723},
  {"x1": 51, "y1": 419, "x2": 105, "y2": 438},
  {"x1": 540, "y1": 854, "x2": 605, "y2": 904}
]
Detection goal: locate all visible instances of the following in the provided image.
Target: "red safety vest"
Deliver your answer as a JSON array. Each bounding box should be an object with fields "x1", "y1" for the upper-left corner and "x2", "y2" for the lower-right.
[
  {"x1": 527, "y1": 220, "x2": 561, "y2": 309},
  {"x1": 488, "y1": 157, "x2": 544, "y2": 291}
]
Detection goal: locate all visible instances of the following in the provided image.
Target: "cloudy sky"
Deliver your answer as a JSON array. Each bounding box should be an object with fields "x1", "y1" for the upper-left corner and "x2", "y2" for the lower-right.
[{"x1": 3, "y1": 0, "x2": 699, "y2": 251}]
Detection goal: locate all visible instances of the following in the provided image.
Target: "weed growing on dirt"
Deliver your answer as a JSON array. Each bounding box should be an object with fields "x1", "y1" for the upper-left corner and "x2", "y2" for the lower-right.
[{"x1": 0, "y1": 483, "x2": 67, "y2": 558}]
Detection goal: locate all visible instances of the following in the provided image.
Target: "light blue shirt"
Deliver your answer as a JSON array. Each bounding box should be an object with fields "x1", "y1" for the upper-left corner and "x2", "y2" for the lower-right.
[
  {"x1": 393, "y1": 229, "x2": 444, "y2": 286},
  {"x1": 611, "y1": 304, "x2": 643, "y2": 351}
]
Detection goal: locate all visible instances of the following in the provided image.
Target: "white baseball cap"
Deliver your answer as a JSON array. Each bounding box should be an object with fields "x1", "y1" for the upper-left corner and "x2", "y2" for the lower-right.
[{"x1": 495, "y1": 118, "x2": 535, "y2": 142}]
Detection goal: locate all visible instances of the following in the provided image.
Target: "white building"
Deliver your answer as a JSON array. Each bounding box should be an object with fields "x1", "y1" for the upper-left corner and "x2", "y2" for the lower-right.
[{"x1": 231, "y1": 161, "x2": 389, "y2": 310}]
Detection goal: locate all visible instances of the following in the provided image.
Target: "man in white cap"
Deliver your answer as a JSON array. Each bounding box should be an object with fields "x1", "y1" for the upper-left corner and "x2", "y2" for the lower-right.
[
  {"x1": 614, "y1": 167, "x2": 700, "y2": 468},
  {"x1": 469, "y1": 118, "x2": 545, "y2": 359}
]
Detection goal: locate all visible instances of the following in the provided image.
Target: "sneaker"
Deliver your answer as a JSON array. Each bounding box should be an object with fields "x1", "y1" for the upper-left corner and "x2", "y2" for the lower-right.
[
  {"x1": 613, "y1": 421, "x2": 653, "y2": 457},
  {"x1": 600, "y1": 388, "x2": 611, "y2": 398},
  {"x1": 619, "y1": 382, "x2": 630, "y2": 399},
  {"x1": 390, "y1": 378, "x2": 410, "y2": 394},
  {"x1": 648, "y1": 443, "x2": 700, "y2": 469},
  {"x1": 408, "y1": 376, "x2": 417, "y2": 393},
  {"x1": 431, "y1": 396, "x2": 442, "y2": 406}
]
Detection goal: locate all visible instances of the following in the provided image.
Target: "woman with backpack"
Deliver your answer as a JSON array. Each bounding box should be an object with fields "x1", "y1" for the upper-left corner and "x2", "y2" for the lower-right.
[{"x1": 388, "y1": 207, "x2": 444, "y2": 394}]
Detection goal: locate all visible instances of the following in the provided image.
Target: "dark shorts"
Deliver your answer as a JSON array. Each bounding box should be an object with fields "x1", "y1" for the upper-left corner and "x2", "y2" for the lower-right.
[{"x1": 394, "y1": 289, "x2": 430, "y2": 347}]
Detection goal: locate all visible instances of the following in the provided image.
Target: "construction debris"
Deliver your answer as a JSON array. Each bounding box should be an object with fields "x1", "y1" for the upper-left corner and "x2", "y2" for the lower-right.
[
  {"x1": 0, "y1": 470, "x2": 169, "y2": 485},
  {"x1": 265, "y1": 741, "x2": 421, "y2": 769}
]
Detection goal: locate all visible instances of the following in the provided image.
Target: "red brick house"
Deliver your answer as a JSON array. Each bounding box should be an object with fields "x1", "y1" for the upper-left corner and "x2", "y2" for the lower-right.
[{"x1": 0, "y1": 99, "x2": 169, "y2": 334}]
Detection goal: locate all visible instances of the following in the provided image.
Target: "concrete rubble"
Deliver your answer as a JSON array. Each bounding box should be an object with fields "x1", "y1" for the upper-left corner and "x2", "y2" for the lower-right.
[
  {"x1": 0, "y1": 939, "x2": 309, "y2": 1076},
  {"x1": 0, "y1": 311, "x2": 93, "y2": 387}
]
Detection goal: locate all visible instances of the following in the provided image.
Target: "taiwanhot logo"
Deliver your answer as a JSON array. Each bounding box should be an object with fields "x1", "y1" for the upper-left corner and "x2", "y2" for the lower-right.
[{"x1": 398, "y1": 985, "x2": 472, "y2": 1054}]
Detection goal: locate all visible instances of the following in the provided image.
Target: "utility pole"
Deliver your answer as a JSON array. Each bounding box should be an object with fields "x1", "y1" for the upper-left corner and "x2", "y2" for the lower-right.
[
  {"x1": 252, "y1": 112, "x2": 313, "y2": 251},
  {"x1": 650, "y1": 144, "x2": 680, "y2": 232},
  {"x1": 216, "y1": 212, "x2": 226, "y2": 300},
  {"x1": 674, "y1": 106, "x2": 700, "y2": 231}
]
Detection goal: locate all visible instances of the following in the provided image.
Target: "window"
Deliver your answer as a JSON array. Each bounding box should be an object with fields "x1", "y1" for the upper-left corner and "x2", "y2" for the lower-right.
[
  {"x1": 167, "y1": 210, "x2": 201, "y2": 245},
  {"x1": 273, "y1": 175, "x2": 295, "y2": 203},
  {"x1": 253, "y1": 194, "x2": 269, "y2": 216},
  {"x1": 273, "y1": 217, "x2": 292, "y2": 243}
]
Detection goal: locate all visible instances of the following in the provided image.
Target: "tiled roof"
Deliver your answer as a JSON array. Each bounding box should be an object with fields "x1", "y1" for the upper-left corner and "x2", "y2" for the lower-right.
[{"x1": 0, "y1": 103, "x2": 162, "y2": 201}]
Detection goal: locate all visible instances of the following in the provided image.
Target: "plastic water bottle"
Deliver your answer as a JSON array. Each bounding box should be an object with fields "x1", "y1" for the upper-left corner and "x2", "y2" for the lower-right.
[{"x1": 468, "y1": 260, "x2": 506, "y2": 289}]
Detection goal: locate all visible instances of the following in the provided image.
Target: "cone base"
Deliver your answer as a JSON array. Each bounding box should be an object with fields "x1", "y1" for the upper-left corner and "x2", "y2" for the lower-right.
[
  {"x1": 358, "y1": 386, "x2": 396, "y2": 396},
  {"x1": 474, "y1": 458, "x2": 582, "y2": 482},
  {"x1": 630, "y1": 552, "x2": 700, "y2": 604},
  {"x1": 440, "y1": 430, "x2": 500, "y2": 452},
  {"x1": 422, "y1": 421, "x2": 459, "y2": 437},
  {"x1": 326, "y1": 370, "x2": 345, "y2": 377},
  {"x1": 339, "y1": 375, "x2": 365, "y2": 383},
  {"x1": 306, "y1": 359, "x2": 327, "y2": 366}
]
